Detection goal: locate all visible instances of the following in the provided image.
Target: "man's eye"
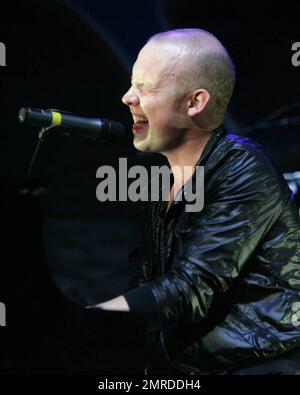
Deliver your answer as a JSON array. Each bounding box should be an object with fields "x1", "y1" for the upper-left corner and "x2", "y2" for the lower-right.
[{"x1": 136, "y1": 86, "x2": 146, "y2": 94}]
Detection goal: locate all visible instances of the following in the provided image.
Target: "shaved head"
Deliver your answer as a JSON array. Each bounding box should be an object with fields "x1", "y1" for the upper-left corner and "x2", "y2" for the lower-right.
[{"x1": 147, "y1": 28, "x2": 236, "y2": 125}]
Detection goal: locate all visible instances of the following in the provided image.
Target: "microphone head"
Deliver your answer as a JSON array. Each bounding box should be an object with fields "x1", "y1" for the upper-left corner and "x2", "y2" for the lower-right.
[
  {"x1": 18, "y1": 107, "x2": 126, "y2": 143},
  {"x1": 110, "y1": 120, "x2": 126, "y2": 137},
  {"x1": 100, "y1": 119, "x2": 126, "y2": 142}
]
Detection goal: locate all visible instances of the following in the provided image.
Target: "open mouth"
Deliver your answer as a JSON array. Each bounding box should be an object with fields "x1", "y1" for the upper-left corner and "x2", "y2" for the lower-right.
[
  {"x1": 132, "y1": 121, "x2": 149, "y2": 133},
  {"x1": 132, "y1": 114, "x2": 149, "y2": 133}
]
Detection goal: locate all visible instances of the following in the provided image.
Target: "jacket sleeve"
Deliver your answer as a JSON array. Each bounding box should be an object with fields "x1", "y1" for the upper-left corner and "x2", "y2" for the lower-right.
[{"x1": 145, "y1": 148, "x2": 285, "y2": 327}]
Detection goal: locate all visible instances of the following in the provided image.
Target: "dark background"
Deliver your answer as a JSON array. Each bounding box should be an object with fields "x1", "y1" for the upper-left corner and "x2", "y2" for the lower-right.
[{"x1": 0, "y1": 0, "x2": 299, "y2": 306}]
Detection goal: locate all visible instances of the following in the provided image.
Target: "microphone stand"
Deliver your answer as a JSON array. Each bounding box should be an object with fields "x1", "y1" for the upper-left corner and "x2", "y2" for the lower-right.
[
  {"x1": 26, "y1": 127, "x2": 50, "y2": 178},
  {"x1": 26, "y1": 125, "x2": 69, "y2": 179},
  {"x1": 23, "y1": 126, "x2": 60, "y2": 196}
]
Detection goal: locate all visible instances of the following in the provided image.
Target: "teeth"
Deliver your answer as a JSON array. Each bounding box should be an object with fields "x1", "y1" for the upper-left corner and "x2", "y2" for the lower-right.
[{"x1": 132, "y1": 115, "x2": 148, "y2": 123}]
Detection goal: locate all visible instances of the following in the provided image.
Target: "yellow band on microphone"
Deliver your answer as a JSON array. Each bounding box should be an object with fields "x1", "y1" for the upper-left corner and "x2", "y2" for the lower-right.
[{"x1": 51, "y1": 111, "x2": 62, "y2": 126}]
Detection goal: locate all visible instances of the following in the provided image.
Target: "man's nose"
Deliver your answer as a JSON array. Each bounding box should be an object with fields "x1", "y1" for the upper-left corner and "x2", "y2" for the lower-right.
[{"x1": 122, "y1": 87, "x2": 139, "y2": 106}]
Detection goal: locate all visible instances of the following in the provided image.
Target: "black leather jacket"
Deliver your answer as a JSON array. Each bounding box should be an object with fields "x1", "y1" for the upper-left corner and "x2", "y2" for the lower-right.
[{"x1": 128, "y1": 126, "x2": 300, "y2": 374}]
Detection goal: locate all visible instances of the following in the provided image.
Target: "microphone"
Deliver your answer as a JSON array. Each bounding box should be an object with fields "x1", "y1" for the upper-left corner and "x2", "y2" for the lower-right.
[{"x1": 18, "y1": 107, "x2": 126, "y2": 143}]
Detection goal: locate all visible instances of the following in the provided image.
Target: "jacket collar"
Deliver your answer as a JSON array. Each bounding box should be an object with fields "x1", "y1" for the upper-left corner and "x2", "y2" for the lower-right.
[{"x1": 195, "y1": 124, "x2": 226, "y2": 167}]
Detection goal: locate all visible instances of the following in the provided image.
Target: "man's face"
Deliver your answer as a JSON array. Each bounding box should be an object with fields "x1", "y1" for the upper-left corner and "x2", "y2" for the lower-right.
[{"x1": 122, "y1": 42, "x2": 189, "y2": 154}]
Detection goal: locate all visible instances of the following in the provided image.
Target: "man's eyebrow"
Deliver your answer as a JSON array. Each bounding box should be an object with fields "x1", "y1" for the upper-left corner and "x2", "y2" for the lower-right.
[
  {"x1": 130, "y1": 77, "x2": 144, "y2": 87},
  {"x1": 131, "y1": 75, "x2": 159, "y2": 90}
]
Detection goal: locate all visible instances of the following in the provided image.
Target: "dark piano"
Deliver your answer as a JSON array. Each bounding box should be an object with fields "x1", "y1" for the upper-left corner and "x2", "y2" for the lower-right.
[{"x1": 0, "y1": 180, "x2": 147, "y2": 374}]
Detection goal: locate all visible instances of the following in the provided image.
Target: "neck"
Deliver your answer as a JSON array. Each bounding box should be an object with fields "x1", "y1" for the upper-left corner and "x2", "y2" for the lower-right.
[{"x1": 163, "y1": 130, "x2": 213, "y2": 186}]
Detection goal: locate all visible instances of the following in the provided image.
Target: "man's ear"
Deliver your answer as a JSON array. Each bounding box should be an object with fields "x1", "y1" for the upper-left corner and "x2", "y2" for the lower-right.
[{"x1": 187, "y1": 89, "x2": 210, "y2": 117}]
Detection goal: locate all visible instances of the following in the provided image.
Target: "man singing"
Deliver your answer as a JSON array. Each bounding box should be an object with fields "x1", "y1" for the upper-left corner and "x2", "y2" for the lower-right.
[{"x1": 93, "y1": 29, "x2": 300, "y2": 374}]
